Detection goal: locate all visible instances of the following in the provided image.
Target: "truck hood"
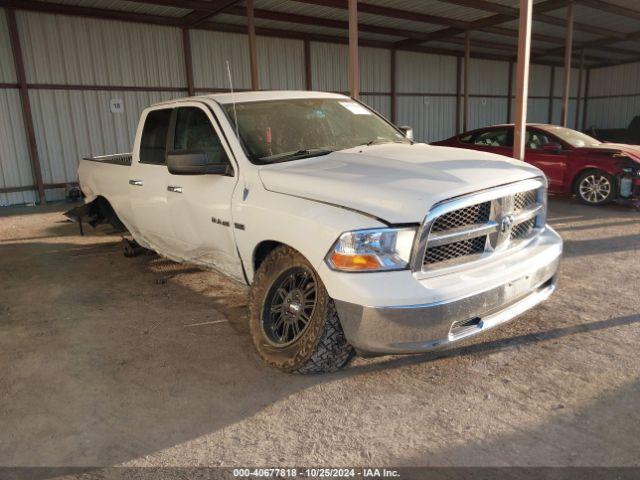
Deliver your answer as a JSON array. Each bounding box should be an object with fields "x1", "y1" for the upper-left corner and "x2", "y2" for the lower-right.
[{"x1": 258, "y1": 143, "x2": 543, "y2": 224}]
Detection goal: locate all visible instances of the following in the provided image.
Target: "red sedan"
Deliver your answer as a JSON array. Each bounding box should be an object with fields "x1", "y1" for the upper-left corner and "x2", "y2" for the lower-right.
[{"x1": 432, "y1": 124, "x2": 640, "y2": 206}]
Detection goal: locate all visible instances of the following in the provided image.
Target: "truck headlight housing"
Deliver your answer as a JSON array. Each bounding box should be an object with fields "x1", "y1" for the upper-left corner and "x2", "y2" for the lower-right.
[{"x1": 326, "y1": 227, "x2": 417, "y2": 272}]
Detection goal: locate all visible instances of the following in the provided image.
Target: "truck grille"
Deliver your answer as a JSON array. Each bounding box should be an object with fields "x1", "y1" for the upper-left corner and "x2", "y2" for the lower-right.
[
  {"x1": 416, "y1": 179, "x2": 546, "y2": 273},
  {"x1": 431, "y1": 202, "x2": 491, "y2": 232}
]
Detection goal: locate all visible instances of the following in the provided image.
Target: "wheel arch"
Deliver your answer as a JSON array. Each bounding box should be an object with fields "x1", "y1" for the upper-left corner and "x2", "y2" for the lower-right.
[{"x1": 570, "y1": 167, "x2": 616, "y2": 195}]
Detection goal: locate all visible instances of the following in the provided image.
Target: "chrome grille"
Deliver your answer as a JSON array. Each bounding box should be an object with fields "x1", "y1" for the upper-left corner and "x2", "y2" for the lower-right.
[
  {"x1": 431, "y1": 202, "x2": 491, "y2": 232},
  {"x1": 514, "y1": 189, "x2": 537, "y2": 212},
  {"x1": 424, "y1": 236, "x2": 487, "y2": 265},
  {"x1": 414, "y1": 179, "x2": 547, "y2": 274},
  {"x1": 510, "y1": 217, "x2": 536, "y2": 240}
]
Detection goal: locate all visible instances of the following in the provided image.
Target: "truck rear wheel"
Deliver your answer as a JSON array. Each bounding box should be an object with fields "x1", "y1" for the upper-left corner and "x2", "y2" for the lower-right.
[{"x1": 249, "y1": 246, "x2": 354, "y2": 373}]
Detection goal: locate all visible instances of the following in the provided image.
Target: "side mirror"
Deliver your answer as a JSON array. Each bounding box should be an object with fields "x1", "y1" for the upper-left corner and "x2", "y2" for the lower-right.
[
  {"x1": 542, "y1": 142, "x2": 562, "y2": 153},
  {"x1": 167, "y1": 150, "x2": 231, "y2": 175},
  {"x1": 398, "y1": 126, "x2": 414, "y2": 141}
]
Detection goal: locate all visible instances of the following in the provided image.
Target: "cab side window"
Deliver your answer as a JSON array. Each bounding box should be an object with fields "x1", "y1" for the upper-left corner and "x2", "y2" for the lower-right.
[
  {"x1": 140, "y1": 109, "x2": 172, "y2": 165},
  {"x1": 473, "y1": 129, "x2": 510, "y2": 147},
  {"x1": 173, "y1": 107, "x2": 230, "y2": 166}
]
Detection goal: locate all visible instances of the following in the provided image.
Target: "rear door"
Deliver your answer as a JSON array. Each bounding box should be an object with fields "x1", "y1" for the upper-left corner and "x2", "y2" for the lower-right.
[
  {"x1": 523, "y1": 128, "x2": 569, "y2": 192},
  {"x1": 129, "y1": 107, "x2": 178, "y2": 252},
  {"x1": 165, "y1": 104, "x2": 243, "y2": 279}
]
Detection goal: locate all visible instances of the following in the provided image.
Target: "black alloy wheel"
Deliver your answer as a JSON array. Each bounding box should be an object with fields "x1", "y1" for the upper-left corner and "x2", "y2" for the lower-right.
[{"x1": 262, "y1": 267, "x2": 317, "y2": 347}]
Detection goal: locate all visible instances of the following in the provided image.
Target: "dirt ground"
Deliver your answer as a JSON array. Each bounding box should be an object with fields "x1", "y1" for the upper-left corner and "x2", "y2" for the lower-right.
[{"x1": 0, "y1": 198, "x2": 638, "y2": 468}]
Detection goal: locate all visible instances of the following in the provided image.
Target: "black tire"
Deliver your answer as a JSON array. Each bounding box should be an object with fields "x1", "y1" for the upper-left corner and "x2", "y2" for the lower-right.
[
  {"x1": 575, "y1": 170, "x2": 616, "y2": 206},
  {"x1": 249, "y1": 246, "x2": 354, "y2": 374}
]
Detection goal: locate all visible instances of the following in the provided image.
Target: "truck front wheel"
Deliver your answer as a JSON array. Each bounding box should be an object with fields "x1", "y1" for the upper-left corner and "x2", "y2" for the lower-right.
[{"x1": 249, "y1": 246, "x2": 354, "y2": 373}]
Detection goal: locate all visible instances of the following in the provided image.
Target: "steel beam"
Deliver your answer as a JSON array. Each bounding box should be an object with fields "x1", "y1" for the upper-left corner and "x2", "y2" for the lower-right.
[
  {"x1": 548, "y1": 66, "x2": 555, "y2": 124},
  {"x1": 463, "y1": 31, "x2": 470, "y2": 133},
  {"x1": 506, "y1": 61, "x2": 513, "y2": 123},
  {"x1": 390, "y1": 48, "x2": 396, "y2": 123},
  {"x1": 6, "y1": 8, "x2": 45, "y2": 204},
  {"x1": 348, "y1": 0, "x2": 359, "y2": 99},
  {"x1": 513, "y1": 0, "x2": 533, "y2": 161},
  {"x1": 561, "y1": 3, "x2": 574, "y2": 127},
  {"x1": 304, "y1": 37, "x2": 312, "y2": 91},
  {"x1": 574, "y1": 48, "x2": 584, "y2": 129},
  {"x1": 182, "y1": 28, "x2": 194, "y2": 96},
  {"x1": 246, "y1": 0, "x2": 259, "y2": 91}
]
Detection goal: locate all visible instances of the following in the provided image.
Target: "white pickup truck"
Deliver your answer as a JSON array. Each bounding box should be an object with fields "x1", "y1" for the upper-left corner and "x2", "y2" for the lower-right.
[{"x1": 75, "y1": 91, "x2": 563, "y2": 373}]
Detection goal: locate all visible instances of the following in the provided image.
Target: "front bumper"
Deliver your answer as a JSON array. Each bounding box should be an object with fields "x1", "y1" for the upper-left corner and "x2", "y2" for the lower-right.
[{"x1": 332, "y1": 229, "x2": 561, "y2": 355}]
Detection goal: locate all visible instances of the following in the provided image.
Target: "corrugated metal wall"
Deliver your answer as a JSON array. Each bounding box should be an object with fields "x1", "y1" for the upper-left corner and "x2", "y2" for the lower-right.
[
  {"x1": 586, "y1": 62, "x2": 640, "y2": 129},
  {"x1": 0, "y1": 7, "x2": 637, "y2": 206},
  {"x1": 395, "y1": 51, "x2": 457, "y2": 143},
  {"x1": 0, "y1": 8, "x2": 37, "y2": 206},
  {"x1": 17, "y1": 12, "x2": 186, "y2": 87}
]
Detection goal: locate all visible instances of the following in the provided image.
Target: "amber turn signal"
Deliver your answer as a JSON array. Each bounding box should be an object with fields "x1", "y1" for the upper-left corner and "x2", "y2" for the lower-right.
[{"x1": 330, "y1": 252, "x2": 381, "y2": 271}]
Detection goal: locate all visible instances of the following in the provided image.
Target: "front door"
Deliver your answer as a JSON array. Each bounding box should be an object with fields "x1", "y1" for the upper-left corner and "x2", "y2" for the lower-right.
[
  {"x1": 524, "y1": 128, "x2": 569, "y2": 192},
  {"x1": 129, "y1": 107, "x2": 178, "y2": 253},
  {"x1": 165, "y1": 104, "x2": 243, "y2": 280}
]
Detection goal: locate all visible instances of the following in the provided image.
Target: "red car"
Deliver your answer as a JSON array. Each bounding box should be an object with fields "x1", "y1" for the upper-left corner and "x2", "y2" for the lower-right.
[{"x1": 432, "y1": 124, "x2": 640, "y2": 206}]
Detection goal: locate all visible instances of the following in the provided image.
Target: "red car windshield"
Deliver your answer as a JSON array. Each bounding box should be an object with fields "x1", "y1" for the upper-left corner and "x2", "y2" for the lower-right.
[{"x1": 542, "y1": 126, "x2": 601, "y2": 148}]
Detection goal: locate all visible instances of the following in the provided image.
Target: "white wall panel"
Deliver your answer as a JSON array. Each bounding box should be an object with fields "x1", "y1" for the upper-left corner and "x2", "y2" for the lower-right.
[
  {"x1": 310, "y1": 42, "x2": 347, "y2": 92},
  {"x1": 191, "y1": 30, "x2": 250, "y2": 90},
  {"x1": 586, "y1": 96, "x2": 640, "y2": 129},
  {"x1": 527, "y1": 64, "x2": 552, "y2": 97},
  {"x1": 467, "y1": 98, "x2": 508, "y2": 130},
  {"x1": 396, "y1": 51, "x2": 457, "y2": 94},
  {"x1": 396, "y1": 95, "x2": 456, "y2": 143},
  {"x1": 589, "y1": 62, "x2": 640, "y2": 97},
  {"x1": 0, "y1": 90, "x2": 37, "y2": 206},
  {"x1": 29, "y1": 89, "x2": 182, "y2": 187},
  {"x1": 0, "y1": 9, "x2": 17, "y2": 83},
  {"x1": 257, "y1": 37, "x2": 305, "y2": 90},
  {"x1": 361, "y1": 94, "x2": 391, "y2": 120},
  {"x1": 552, "y1": 67, "x2": 582, "y2": 99},
  {"x1": 468, "y1": 59, "x2": 509, "y2": 96},
  {"x1": 17, "y1": 11, "x2": 185, "y2": 87},
  {"x1": 551, "y1": 99, "x2": 579, "y2": 130},
  {"x1": 360, "y1": 47, "x2": 390, "y2": 93}
]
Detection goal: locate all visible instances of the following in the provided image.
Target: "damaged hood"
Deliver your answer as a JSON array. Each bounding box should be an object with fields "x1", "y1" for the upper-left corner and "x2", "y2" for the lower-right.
[{"x1": 258, "y1": 143, "x2": 542, "y2": 224}]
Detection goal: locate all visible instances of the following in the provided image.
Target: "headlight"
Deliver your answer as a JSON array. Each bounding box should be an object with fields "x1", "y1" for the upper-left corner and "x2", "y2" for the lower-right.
[{"x1": 326, "y1": 227, "x2": 417, "y2": 272}]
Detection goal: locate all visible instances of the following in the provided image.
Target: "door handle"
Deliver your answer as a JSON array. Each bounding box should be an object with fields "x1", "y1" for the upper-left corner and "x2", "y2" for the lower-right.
[
  {"x1": 167, "y1": 185, "x2": 183, "y2": 194},
  {"x1": 129, "y1": 179, "x2": 143, "y2": 186}
]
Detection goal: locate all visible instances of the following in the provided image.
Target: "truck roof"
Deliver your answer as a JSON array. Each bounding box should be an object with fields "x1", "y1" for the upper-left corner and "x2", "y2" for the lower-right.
[{"x1": 152, "y1": 90, "x2": 349, "y2": 107}]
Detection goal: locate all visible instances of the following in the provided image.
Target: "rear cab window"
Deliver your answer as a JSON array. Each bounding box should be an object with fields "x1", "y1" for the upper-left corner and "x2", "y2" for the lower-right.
[{"x1": 139, "y1": 109, "x2": 172, "y2": 165}]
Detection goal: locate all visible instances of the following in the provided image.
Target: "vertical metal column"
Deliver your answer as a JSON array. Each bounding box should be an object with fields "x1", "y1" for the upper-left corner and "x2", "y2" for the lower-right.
[
  {"x1": 390, "y1": 48, "x2": 396, "y2": 124},
  {"x1": 574, "y1": 48, "x2": 585, "y2": 129},
  {"x1": 506, "y1": 61, "x2": 514, "y2": 124},
  {"x1": 456, "y1": 56, "x2": 462, "y2": 134},
  {"x1": 6, "y1": 8, "x2": 45, "y2": 204},
  {"x1": 247, "y1": 0, "x2": 259, "y2": 91},
  {"x1": 463, "y1": 31, "x2": 470, "y2": 132},
  {"x1": 513, "y1": 0, "x2": 533, "y2": 161},
  {"x1": 182, "y1": 28, "x2": 194, "y2": 97},
  {"x1": 304, "y1": 37, "x2": 312, "y2": 91},
  {"x1": 561, "y1": 2, "x2": 574, "y2": 127},
  {"x1": 547, "y1": 66, "x2": 555, "y2": 124},
  {"x1": 348, "y1": 0, "x2": 359, "y2": 99}
]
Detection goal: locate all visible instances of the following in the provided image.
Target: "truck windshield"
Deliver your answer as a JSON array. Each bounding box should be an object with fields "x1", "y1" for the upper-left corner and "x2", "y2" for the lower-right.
[{"x1": 223, "y1": 98, "x2": 409, "y2": 163}]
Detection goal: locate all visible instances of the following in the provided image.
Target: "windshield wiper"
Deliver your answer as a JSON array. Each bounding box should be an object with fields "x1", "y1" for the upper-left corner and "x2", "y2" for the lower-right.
[
  {"x1": 260, "y1": 148, "x2": 334, "y2": 163},
  {"x1": 360, "y1": 139, "x2": 410, "y2": 147}
]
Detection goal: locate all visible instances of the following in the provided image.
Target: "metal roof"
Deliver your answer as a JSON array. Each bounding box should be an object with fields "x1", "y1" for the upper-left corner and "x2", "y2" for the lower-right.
[{"x1": 3, "y1": 0, "x2": 639, "y2": 68}]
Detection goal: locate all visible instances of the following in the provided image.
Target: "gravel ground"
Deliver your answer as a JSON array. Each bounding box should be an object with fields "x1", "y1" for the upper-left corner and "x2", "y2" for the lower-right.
[{"x1": 0, "y1": 198, "x2": 638, "y2": 468}]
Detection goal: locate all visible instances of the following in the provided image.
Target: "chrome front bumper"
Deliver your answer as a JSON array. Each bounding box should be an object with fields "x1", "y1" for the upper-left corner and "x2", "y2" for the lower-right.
[{"x1": 334, "y1": 256, "x2": 560, "y2": 355}]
